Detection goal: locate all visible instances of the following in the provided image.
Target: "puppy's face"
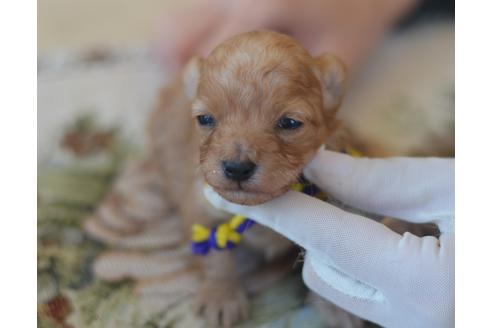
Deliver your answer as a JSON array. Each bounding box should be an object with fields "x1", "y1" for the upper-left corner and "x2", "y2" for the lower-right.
[{"x1": 184, "y1": 32, "x2": 346, "y2": 205}]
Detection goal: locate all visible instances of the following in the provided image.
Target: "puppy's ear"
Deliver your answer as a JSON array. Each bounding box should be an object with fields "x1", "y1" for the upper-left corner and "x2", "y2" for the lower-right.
[
  {"x1": 183, "y1": 56, "x2": 203, "y2": 99},
  {"x1": 313, "y1": 54, "x2": 347, "y2": 111}
]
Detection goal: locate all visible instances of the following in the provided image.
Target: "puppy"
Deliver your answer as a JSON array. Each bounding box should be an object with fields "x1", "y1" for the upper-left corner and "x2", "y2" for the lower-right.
[{"x1": 147, "y1": 30, "x2": 361, "y2": 326}]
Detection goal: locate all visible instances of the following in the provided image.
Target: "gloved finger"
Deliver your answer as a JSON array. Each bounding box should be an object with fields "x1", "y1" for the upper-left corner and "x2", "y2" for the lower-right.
[
  {"x1": 302, "y1": 255, "x2": 388, "y2": 326},
  {"x1": 303, "y1": 149, "x2": 454, "y2": 229},
  {"x1": 204, "y1": 186, "x2": 413, "y2": 289}
]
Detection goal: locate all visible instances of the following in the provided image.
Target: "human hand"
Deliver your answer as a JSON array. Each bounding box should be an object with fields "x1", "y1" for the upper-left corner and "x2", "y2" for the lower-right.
[
  {"x1": 157, "y1": 0, "x2": 419, "y2": 73},
  {"x1": 204, "y1": 150, "x2": 454, "y2": 327}
]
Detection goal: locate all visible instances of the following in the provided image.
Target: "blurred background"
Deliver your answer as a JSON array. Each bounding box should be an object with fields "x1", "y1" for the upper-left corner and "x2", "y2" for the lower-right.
[
  {"x1": 38, "y1": 0, "x2": 175, "y2": 164},
  {"x1": 38, "y1": 1, "x2": 454, "y2": 327},
  {"x1": 39, "y1": 0, "x2": 170, "y2": 55}
]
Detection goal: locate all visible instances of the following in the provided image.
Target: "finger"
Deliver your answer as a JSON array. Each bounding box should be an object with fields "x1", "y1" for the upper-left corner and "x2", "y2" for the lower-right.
[
  {"x1": 303, "y1": 22, "x2": 386, "y2": 74},
  {"x1": 197, "y1": 0, "x2": 281, "y2": 57},
  {"x1": 198, "y1": 15, "x2": 262, "y2": 57},
  {"x1": 299, "y1": 31, "x2": 359, "y2": 73},
  {"x1": 156, "y1": 1, "x2": 225, "y2": 72},
  {"x1": 304, "y1": 150, "x2": 454, "y2": 229},
  {"x1": 302, "y1": 256, "x2": 388, "y2": 327},
  {"x1": 204, "y1": 186, "x2": 411, "y2": 288}
]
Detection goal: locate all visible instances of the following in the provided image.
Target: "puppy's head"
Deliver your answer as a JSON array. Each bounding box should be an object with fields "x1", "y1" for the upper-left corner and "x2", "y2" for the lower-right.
[{"x1": 184, "y1": 31, "x2": 346, "y2": 205}]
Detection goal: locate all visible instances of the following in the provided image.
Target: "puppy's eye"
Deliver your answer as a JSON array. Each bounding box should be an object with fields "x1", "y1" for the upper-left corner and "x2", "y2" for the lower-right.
[
  {"x1": 277, "y1": 117, "x2": 303, "y2": 130},
  {"x1": 196, "y1": 114, "x2": 216, "y2": 127}
]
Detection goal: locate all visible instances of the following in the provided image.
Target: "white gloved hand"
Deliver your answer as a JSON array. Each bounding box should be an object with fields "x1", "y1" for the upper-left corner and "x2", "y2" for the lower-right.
[{"x1": 204, "y1": 150, "x2": 454, "y2": 328}]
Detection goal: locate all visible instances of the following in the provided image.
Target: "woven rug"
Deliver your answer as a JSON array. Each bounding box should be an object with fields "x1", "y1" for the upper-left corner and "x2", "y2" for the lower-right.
[
  {"x1": 38, "y1": 115, "x2": 328, "y2": 328},
  {"x1": 38, "y1": 22, "x2": 453, "y2": 328}
]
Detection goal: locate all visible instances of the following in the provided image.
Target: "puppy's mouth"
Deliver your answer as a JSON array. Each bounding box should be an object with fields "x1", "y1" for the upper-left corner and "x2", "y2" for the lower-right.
[
  {"x1": 215, "y1": 187, "x2": 283, "y2": 205},
  {"x1": 202, "y1": 162, "x2": 302, "y2": 205},
  {"x1": 206, "y1": 180, "x2": 291, "y2": 206}
]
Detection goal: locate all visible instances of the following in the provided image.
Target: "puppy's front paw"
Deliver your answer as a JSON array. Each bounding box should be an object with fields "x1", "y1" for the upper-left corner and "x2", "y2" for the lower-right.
[{"x1": 194, "y1": 280, "x2": 249, "y2": 327}]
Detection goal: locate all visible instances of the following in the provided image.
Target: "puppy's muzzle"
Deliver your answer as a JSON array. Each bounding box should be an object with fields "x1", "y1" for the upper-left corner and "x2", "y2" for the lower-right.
[{"x1": 222, "y1": 160, "x2": 257, "y2": 182}]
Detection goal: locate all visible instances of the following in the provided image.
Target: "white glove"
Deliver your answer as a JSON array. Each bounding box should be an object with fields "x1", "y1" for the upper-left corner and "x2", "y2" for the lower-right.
[{"x1": 204, "y1": 150, "x2": 454, "y2": 328}]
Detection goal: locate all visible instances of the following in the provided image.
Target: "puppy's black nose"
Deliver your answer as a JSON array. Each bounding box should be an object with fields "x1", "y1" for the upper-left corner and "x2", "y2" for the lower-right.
[{"x1": 222, "y1": 160, "x2": 257, "y2": 182}]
